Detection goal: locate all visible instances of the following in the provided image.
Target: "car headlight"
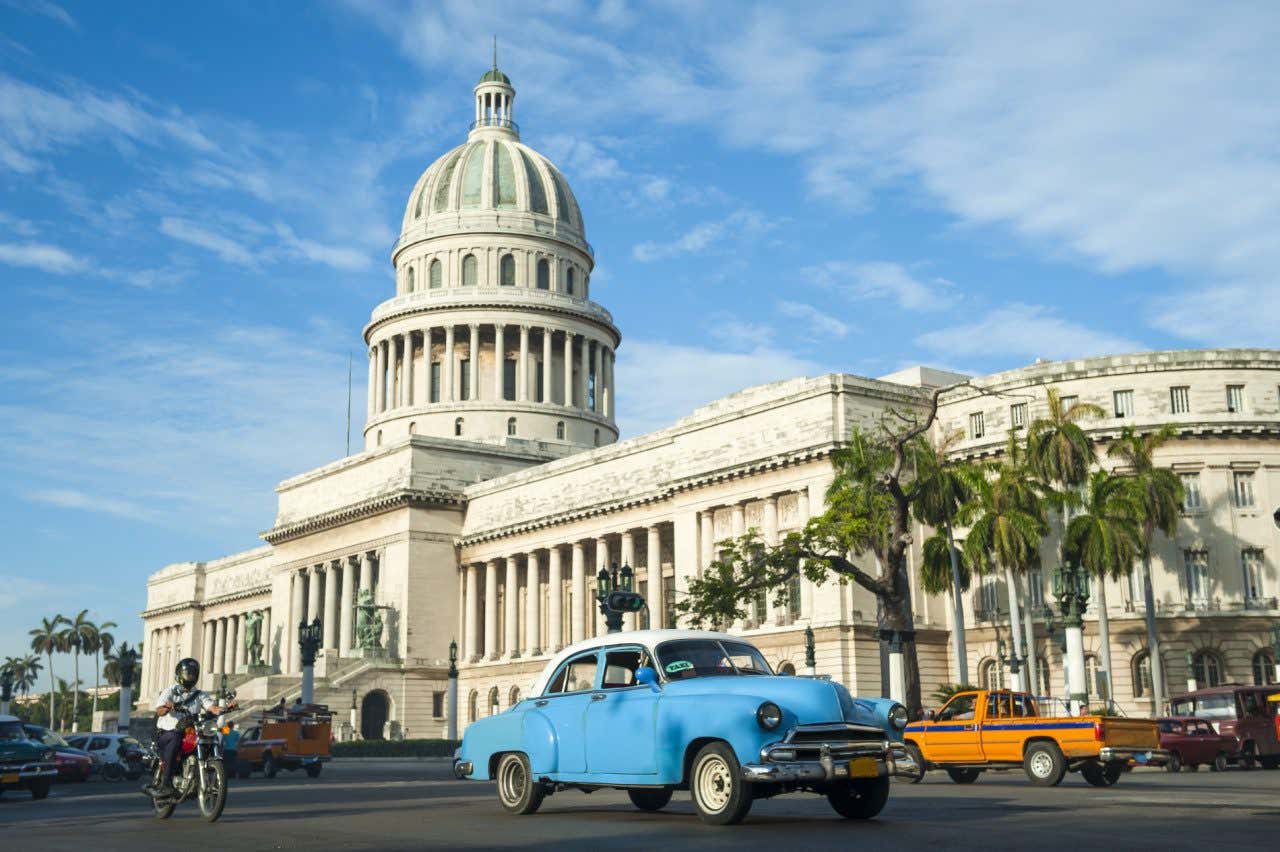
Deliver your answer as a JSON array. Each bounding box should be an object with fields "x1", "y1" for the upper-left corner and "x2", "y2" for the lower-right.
[
  {"x1": 888, "y1": 704, "x2": 909, "y2": 730},
  {"x1": 756, "y1": 701, "x2": 783, "y2": 731},
  {"x1": 44, "y1": 750, "x2": 55, "y2": 761}
]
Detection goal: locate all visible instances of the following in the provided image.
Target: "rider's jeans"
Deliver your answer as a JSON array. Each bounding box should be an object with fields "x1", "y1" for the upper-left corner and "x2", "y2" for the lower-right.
[{"x1": 155, "y1": 729, "x2": 182, "y2": 784}]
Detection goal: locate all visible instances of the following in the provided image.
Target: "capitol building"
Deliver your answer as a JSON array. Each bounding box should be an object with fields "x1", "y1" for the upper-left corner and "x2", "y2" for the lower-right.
[{"x1": 140, "y1": 66, "x2": 1280, "y2": 737}]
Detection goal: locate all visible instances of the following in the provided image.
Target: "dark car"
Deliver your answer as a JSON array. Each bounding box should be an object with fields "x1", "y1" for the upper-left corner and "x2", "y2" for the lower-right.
[
  {"x1": 1157, "y1": 717, "x2": 1235, "y2": 772},
  {"x1": 25, "y1": 724, "x2": 92, "y2": 782},
  {"x1": 1170, "y1": 685, "x2": 1280, "y2": 769},
  {"x1": 1, "y1": 715, "x2": 57, "y2": 799}
]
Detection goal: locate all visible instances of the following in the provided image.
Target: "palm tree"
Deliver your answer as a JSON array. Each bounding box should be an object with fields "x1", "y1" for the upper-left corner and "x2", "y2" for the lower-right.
[
  {"x1": 1108, "y1": 424, "x2": 1183, "y2": 714},
  {"x1": 1027, "y1": 387, "x2": 1104, "y2": 689},
  {"x1": 7, "y1": 654, "x2": 42, "y2": 697},
  {"x1": 86, "y1": 620, "x2": 117, "y2": 722},
  {"x1": 911, "y1": 432, "x2": 980, "y2": 683},
  {"x1": 1065, "y1": 469, "x2": 1144, "y2": 709},
  {"x1": 61, "y1": 610, "x2": 97, "y2": 732},
  {"x1": 960, "y1": 436, "x2": 1048, "y2": 691},
  {"x1": 104, "y1": 642, "x2": 138, "y2": 688},
  {"x1": 29, "y1": 615, "x2": 68, "y2": 728}
]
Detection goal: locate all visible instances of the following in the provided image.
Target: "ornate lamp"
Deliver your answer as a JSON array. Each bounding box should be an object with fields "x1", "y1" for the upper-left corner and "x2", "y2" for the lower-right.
[
  {"x1": 1052, "y1": 558, "x2": 1091, "y2": 712},
  {"x1": 596, "y1": 563, "x2": 645, "y2": 633},
  {"x1": 0, "y1": 666, "x2": 12, "y2": 708},
  {"x1": 448, "y1": 639, "x2": 458, "y2": 679},
  {"x1": 804, "y1": 625, "x2": 816, "y2": 676}
]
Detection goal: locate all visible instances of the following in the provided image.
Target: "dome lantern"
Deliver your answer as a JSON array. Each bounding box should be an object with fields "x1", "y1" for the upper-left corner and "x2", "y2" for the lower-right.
[{"x1": 472, "y1": 38, "x2": 517, "y2": 139}]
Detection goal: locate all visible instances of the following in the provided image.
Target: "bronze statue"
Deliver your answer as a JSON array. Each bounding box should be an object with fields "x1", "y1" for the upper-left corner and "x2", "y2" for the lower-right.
[
  {"x1": 244, "y1": 609, "x2": 265, "y2": 667},
  {"x1": 355, "y1": 589, "x2": 384, "y2": 651}
]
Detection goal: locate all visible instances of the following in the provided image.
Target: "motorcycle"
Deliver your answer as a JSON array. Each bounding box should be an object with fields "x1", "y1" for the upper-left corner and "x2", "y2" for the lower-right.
[{"x1": 143, "y1": 689, "x2": 235, "y2": 822}]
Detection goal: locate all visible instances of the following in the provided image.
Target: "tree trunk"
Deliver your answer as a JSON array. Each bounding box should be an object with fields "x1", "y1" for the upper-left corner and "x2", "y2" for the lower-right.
[
  {"x1": 881, "y1": 552, "x2": 921, "y2": 715},
  {"x1": 1004, "y1": 566, "x2": 1025, "y2": 691},
  {"x1": 1095, "y1": 576, "x2": 1113, "y2": 710},
  {"x1": 47, "y1": 653, "x2": 55, "y2": 729},
  {"x1": 72, "y1": 649, "x2": 80, "y2": 732},
  {"x1": 1022, "y1": 599, "x2": 1038, "y2": 696},
  {"x1": 945, "y1": 522, "x2": 969, "y2": 684},
  {"x1": 93, "y1": 654, "x2": 100, "y2": 720},
  {"x1": 1141, "y1": 552, "x2": 1164, "y2": 714}
]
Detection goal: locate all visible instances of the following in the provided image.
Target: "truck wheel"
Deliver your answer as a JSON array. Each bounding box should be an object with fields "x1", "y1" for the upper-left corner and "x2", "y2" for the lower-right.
[
  {"x1": 1260, "y1": 756, "x2": 1279, "y2": 770},
  {"x1": 263, "y1": 753, "x2": 278, "y2": 779},
  {"x1": 690, "y1": 742, "x2": 753, "y2": 825},
  {"x1": 1211, "y1": 752, "x2": 1228, "y2": 773},
  {"x1": 305, "y1": 763, "x2": 322, "y2": 779},
  {"x1": 1023, "y1": 742, "x2": 1067, "y2": 787},
  {"x1": 1239, "y1": 743, "x2": 1258, "y2": 770},
  {"x1": 29, "y1": 779, "x2": 51, "y2": 800},
  {"x1": 900, "y1": 743, "x2": 925, "y2": 784},
  {"x1": 1166, "y1": 752, "x2": 1182, "y2": 773},
  {"x1": 946, "y1": 769, "x2": 981, "y2": 784},
  {"x1": 828, "y1": 776, "x2": 890, "y2": 820},
  {"x1": 627, "y1": 787, "x2": 673, "y2": 811},
  {"x1": 495, "y1": 752, "x2": 545, "y2": 815},
  {"x1": 1081, "y1": 762, "x2": 1121, "y2": 787}
]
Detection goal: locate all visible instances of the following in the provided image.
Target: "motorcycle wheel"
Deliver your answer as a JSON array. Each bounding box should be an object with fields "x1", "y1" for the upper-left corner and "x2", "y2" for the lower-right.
[
  {"x1": 198, "y1": 759, "x2": 227, "y2": 823},
  {"x1": 151, "y1": 766, "x2": 176, "y2": 820},
  {"x1": 102, "y1": 762, "x2": 124, "y2": 782}
]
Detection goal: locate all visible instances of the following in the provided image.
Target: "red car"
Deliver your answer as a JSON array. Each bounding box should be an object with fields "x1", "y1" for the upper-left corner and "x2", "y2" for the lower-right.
[
  {"x1": 1170, "y1": 685, "x2": 1280, "y2": 769},
  {"x1": 23, "y1": 724, "x2": 92, "y2": 782},
  {"x1": 1157, "y1": 717, "x2": 1235, "y2": 772}
]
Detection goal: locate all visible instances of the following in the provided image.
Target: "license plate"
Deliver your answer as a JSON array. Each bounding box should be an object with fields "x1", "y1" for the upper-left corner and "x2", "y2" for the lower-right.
[
  {"x1": 1, "y1": 772, "x2": 18, "y2": 784},
  {"x1": 849, "y1": 758, "x2": 879, "y2": 778}
]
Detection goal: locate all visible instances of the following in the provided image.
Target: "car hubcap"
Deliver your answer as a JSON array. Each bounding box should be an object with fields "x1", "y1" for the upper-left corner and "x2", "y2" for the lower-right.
[
  {"x1": 1030, "y1": 752, "x2": 1052, "y2": 777},
  {"x1": 500, "y1": 758, "x2": 526, "y2": 805},
  {"x1": 696, "y1": 755, "x2": 732, "y2": 813}
]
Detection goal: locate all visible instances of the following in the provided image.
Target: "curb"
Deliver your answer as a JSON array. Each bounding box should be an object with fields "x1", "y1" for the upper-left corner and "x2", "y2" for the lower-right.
[{"x1": 331, "y1": 756, "x2": 453, "y2": 763}]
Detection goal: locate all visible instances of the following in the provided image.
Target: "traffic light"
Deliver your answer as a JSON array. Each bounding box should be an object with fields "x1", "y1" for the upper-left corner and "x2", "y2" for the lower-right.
[{"x1": 606, "y1": 591, "x2": 645, "y2": 613}]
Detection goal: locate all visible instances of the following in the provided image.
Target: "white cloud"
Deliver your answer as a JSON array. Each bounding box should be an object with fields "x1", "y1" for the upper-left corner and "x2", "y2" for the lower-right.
[
  {"x1": 25, "y1": 488, "x2": 153, "y2": 521},
  {"x1": 632, "y1": 209, "x2": 769, "y2": 262},
  {"x1": 0, "y1": 241, "x2": 85, "y2": 274},
  {"x1": 805, "y1": 260, "x2": 955, "y2": 312},
  {"x1": 915, "y1": 303, "x2": 1143, "y2": 362},
  {"x1": 776, "y1": 300, "x2": 849, "y2": 338},
  {"x1": 159, "y1": 217, "x2": 257, "y2": 266},
  {"x1": 273, "y1": 223, "x2": 371, "y2": 271},
  {"x1": 3, "y1": 1, "x2": 77, "y2": 29}
]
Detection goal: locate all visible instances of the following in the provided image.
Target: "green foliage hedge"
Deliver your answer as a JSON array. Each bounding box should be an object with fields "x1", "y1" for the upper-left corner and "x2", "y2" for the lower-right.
[{"x1": 332, "y1": 738, "x2": 460, "y2": 758}]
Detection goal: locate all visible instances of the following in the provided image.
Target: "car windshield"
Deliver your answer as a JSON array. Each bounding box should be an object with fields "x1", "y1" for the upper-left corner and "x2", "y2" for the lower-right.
[
  {"x1": 655, "y1": 639, "x2": 772, "y2": 680},
  {"x1": 36, "y1": 729, "x2": 69, "y2": 747},
  {"x1": 121, "y1": 737, "x2": 141, "y2": 749},
  {"x1": 1191, "y1": 695, "x2": 1238, "y2": 720},
  {"x1": 0, "y1": 720, "x2": 27, "y2": 742}
]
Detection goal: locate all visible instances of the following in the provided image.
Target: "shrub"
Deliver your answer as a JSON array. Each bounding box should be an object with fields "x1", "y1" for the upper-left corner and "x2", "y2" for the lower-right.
[{"x1": 332, "y1": 738, "x2": 460, "y2": 758}]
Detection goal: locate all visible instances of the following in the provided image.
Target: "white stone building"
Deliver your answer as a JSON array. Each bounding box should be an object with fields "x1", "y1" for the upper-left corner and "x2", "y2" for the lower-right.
[{"x1": 140, "y1": 67, "x2": 1280, "y2": 737}]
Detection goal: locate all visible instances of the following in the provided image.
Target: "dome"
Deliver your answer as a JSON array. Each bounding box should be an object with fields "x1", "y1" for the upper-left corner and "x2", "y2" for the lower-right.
[{"x1": 478, "y1": 67, "x2": 511, "y2": 85}]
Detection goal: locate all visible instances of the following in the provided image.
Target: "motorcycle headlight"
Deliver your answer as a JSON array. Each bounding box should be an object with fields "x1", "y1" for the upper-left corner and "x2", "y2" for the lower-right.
[
  {"x1": 756, "y1": 701, "x2": 783, "y2": 731},
  {"x1": 888, "y1": 704, "x2": 909, "y2": 730}
]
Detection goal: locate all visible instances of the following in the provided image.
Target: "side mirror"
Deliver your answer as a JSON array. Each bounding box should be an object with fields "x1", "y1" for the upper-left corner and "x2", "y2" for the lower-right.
[
  {"x1": 635, "y1": 667, "x2": 661, "y2": 692},
  {"x1": 928, "y1": 710, "x2": 938, "y2": 722}
]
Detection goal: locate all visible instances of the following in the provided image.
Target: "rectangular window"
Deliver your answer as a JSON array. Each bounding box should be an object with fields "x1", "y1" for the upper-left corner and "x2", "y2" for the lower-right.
[
  {"x1": 1010, "y1": 402, "x2": 1027, "y2": 429},
  {"x1": 787, "y1": 574, "x2": 802, "y2": 621},
  {"x1": 753, "y1": 593, "x2": 768, "y2": 626},
  {"x1": 1227, "y1": 384, "x2": 1245, "y2": 413},
  {"x1": 1242, "y1": 549, "x2": 1265, "y2": 602},
  {"x1": 1060, "y1": 394, "x2": 1079, "y2": 410},
  {"x1": 1180, "y1": 472, "x2": 1203, "y2": 511},
  {"x1": 662, "y1": 575, "x2": 676, "y2": 629},
  {"x1": 969, "y1": 411, "x2": 985, "y2": 439},
  {"x1": 1113, "y1": 389, "x2": 1134, "y2": 418},
  {"x1": 979, "y1": 577, "x2": 999, "y2": 615},
  {"x1": 1026, "y1": 567, "x2": 1044, "y2": 608},
  {"x1": 1170, "y1": 386, "x2": 1190, "y2": 414},
  {"x1": 429, "y1": 362, "x2": 441, "y2": 403},
  {"x1": 431, "y1": 691, "x2": 444, "y2": 718},
  {"x1": 503, "y1": 358, "x2": 516, "y2": 401},
  {"x1": 1232, "y1": 471, "x2": 1256, "y2": 508},
  {"x1": 459, "y1": 359, "x2": 471, "y2": 400},
  {"x1": 1183, "y1": 549, "x2": 1209, "y2": 604}
]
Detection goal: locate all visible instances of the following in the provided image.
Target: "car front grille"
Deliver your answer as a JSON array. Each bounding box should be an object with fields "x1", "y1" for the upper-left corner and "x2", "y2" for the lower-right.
[{"x1": 786, "y1": 723, "x2": 885, "y2": 744}]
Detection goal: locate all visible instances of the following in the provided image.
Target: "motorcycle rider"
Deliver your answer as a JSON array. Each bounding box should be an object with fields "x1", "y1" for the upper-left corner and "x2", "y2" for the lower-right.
[{"x1": 145, "y1": 658, "x2": 235, "y2": 797}]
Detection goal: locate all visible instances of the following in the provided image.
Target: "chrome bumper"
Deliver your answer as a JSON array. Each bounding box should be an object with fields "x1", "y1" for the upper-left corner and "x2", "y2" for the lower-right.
[
  {"x1": 1, "y1": 762, "x2": 58, "y2": 780},
  {"x1": 452, "y1": 758, "x2": 473, "y2": 779},
  {"x1": 1099, "y1": 746, "x2": 1170, "y2": 766},
  {"x1": 743, "y1": 740, "x2": 905, "y2": 783}
]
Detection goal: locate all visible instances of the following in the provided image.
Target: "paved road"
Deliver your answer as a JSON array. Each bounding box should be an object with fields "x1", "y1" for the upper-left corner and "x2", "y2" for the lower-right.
[{"x1": 2, "y1": 760, "x2": 1277, "y2": 850}]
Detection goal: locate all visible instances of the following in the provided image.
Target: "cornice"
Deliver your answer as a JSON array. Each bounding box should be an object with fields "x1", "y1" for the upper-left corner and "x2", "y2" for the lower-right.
[
  {"x1": 141, "y1": 601, "x2": 202, "y2": 620},
  {"x1": 262, "y1": 487, "x2": 465, "y2": 545},
  {"x1": 363, "y1": 289, "x2": 618, "y2": 343}
]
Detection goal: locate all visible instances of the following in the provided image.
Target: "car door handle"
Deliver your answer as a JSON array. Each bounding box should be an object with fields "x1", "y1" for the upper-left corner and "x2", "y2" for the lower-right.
[
  {"x1": 534, "y1": 700, "x2": 548, "y2": 707},
  {"x1": 964, "y1": 725, "x2": 976, "y2": 731},
  {"x1": 591, "y1": 693, "x2": 607, "y2": 701}
]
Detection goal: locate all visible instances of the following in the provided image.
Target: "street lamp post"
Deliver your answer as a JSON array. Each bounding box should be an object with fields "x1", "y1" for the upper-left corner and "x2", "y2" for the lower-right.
[
  {"x1": 116, "y1": 648, "x2": 139, "y2": 732},
  {"x1": 596, "y1": 563, "x2": 644, "y2": 634},
  {"x1": 878, "y1": 629, "x2": 915, "y2": 704},
  {"x1": 350, "y1": 688, "x2": 358, "y2": 741},
  {"x1": 1184, "y1": 649, "x2": 1198, "y2": 694},
  {"x1": 298, "y1": 617, "x2": 323, "y2": 705},
  {"x1": 1052, "y1": 559, "x2": 1090, "y2": 714},
  {"x1": 997, "y1": 637, "x2": 1026, "y2": 693},
  {"x1": 447, "y1": 639, "x2": 459, "y2": 741},
  {"x1": 804, "y1": 626, "x2": 817, "y2": 677}
]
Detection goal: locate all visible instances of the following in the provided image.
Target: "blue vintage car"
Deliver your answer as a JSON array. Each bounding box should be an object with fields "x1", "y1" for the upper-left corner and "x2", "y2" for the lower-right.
[{"x1": 454, "y1": 629, "x2": 916, "y2": 825}]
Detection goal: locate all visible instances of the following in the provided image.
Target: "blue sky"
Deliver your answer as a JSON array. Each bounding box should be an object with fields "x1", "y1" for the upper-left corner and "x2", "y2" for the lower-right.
[{"x1": 2, "y1": 0, "x2": 1278, "y2": 665}]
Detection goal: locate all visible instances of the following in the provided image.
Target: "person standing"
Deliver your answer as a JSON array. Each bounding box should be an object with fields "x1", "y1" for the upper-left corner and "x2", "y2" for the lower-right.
[{"x1": 222, "y1": 721, "x2": 242, "y2": 781}]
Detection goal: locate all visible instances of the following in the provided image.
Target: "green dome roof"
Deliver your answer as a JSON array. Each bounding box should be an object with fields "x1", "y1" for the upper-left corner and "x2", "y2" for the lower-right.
[{"x1": 478, "y1": 67, "x2": 511, "y2": 85}]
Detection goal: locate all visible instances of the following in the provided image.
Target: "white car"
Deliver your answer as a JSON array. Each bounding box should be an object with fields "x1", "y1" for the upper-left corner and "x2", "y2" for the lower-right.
[{"x1": 66, "y1": 732, "x2": 145, "y2": 777}]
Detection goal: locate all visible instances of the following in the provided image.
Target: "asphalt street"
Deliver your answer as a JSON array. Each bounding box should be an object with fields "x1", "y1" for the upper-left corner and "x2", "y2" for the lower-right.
[{"x1": 1, "y1": 760, "x2": 1276, "y2": 850}]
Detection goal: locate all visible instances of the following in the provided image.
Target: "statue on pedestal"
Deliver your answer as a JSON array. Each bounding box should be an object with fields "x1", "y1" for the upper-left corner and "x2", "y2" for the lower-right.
[
  {"x1": 355, "y1": 589, "x2": 385, "y2": 652},
  {"x1": 244, "y1": 609, "x2": 265, "y2": 667}
]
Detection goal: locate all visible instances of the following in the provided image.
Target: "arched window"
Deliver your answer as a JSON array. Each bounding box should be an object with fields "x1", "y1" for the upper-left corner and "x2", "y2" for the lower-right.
[
  {"x1": 467, "y1": 690, "x2": 478, "y2": 723},
  {"x1": 406, "y1": 266, "x2": 415, "y2": 293},
  {"x1": 1252, "y1": 649, "x2": 1276, "y2": 685},
  {"x1": 500, "y1": 253, "x2": 516, "y2": 286},
  {"x1": 536, "y1": 258, "x2": 550, "y2": 290},
  {"x1": 462, "y1": 254, "x2": 477, "y2": 286},
  {"x1": 582, "y1": 273, "x2": 589, "y2": 300},
  {"x1": 777, "y1": 662, "x2": 796, "y2": 676},
  {"x1": 1084, "y1": 654, "x2": 1100, "y2": 697},
  {"x1": 376, "y1": 429, "x2": 382, "y2": 446},
  {"x1": 1133, "y1": 652, "x2": 1152, "y2": 698},
  {"x1": 980, "y1": 658, "x2": 1004, "y2": 691},
  {"x1": 509, "y1": 686, "x2": 521, "y2": 706},
  {"x1": 1193, "y1": 650, "x2": 1223, "y2": 688},
  {"x1": 488, "y1": 686, "x2": 500, "y2": 716},
  {"x1": 507, "y1": 417, "x2": 517, "y2": 436},
  {"x1": 454, "y1": 417, "x2": 464, "y2": 437},
  {"x1": 593, "y1": 428, "x2": 600, "y2": 446},
  {"x1": 565, "y1": 266, "x2": 575, "y2": 296},
  {"x1": 555, "y1": 421, "x2": 565, "y2": 440},
  {"x1": 408, "y1": 421, "x2": 416, "y2": 435},
  {"x1": 429, "y1": 258, "x2": 442, "y2": 289}
]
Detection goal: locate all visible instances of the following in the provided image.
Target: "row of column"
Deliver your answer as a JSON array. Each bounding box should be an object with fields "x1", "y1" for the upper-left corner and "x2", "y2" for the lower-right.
[
  {"x1": 199, "y1": 608, "x2": 271, "y2": 679},
  {"x1": 461, "y1": 525, "x2": 667, "y2": 662},
  {"x1": 368, "y1": 324, "x2": 614, "y2": 419},
  {"x1": 144, "y1": 624, "x2": 184, "y2": 698},
  {"x1": 284, "y1": 551, "x2": 378, "y2": 673}
]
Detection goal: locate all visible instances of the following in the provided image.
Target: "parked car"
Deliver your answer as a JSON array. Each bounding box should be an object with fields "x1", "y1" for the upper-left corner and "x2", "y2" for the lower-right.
[
  {"x1": 64, "y1": 732, "x2": 146, "y2": 780},
  {"x1": 1156, "y1": 717, "x2": 1235, "y2": 772},
  {"x1": 903, "y1": 689, "x2": 1168, "y2": 786},
  {"x1": 235, "y1": 704, "x2": 332, "y2": 779},
  {"x1": 454, "y1": 629, "x2": 915, "y2": 826},
  {"x1": 25, "y1": 724, "x2": 92, "y2": 782},
  {"x1": 1169, "y1": 684, "x2": 1280, "y2": 769},
  {"x1": 0, "y1": 715, "x2": 58, "y2": 800}
]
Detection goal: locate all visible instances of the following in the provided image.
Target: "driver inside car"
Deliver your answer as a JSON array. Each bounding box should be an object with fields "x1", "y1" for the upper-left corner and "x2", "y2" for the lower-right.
[{"x1": 145, "y1": 658, "x2": 234, "y2": 798}]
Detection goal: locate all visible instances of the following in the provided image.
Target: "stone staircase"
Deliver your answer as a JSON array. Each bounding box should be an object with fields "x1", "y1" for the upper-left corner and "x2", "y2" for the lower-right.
[{"x1": 222, "y1": 655, "x2": 389, "y2": 726}]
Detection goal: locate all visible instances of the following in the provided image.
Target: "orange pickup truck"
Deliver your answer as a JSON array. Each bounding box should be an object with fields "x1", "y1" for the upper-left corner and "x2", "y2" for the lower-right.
[
  {"x1": 902, "y1": 689, "x2": 1167, "y2": 787},
  {"x1": 235, "y1": 704, "x2": 332, "y2": 779}
]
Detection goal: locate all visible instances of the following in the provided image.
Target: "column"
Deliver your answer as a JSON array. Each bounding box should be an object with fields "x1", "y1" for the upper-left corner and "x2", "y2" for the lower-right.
[
  {"x1": 504, "y1": 556, "x2": 520, "y2": 657},
  {"x1": 764, "y1": 496, "x2": 782, "y2": 623},
  {"x1": 468, "y1": 324, "x2": 480, "y2": 401},
  {"x1": 360, "y1": 552, "x2": 374, "y2": 598},
  {"x1": 563, "y1": 332, "x2": 574, "y2": 407},
  {"x1": 542, "y1": 328, "x2": 553, "y2": 402},
  {"x1": 548, "y1": 546, "x2": 563, "y2": 651},
  {"x1": 518, "y1": 325, "x2": 530, "y2": 402},
  {"x1": 339, "y1": 556, "x2": 356, "y2": 655},
  {"x1": 620, "y1": 531, "x2": 636, "y2": 631},
  {"x1": 465, "y1": 563, "x2": 480, "y2": 661},
  {"x1": 578, "y1": 339, "x2": 590, "y2": 412},
  {"x1": 213, "y1": 617, "x2": 226, "y2": 675},
  {"x1": 525, "y1": 551, "x2": 541, "y2": 656},
  {"x1": 493, "y1": 323, "x2": 505, "y2": 401},
  {"x1": 261, "y1": 608, "x2": 271, "y2": 671},
  {"x1": 798, "y1": 488, "x2": 816, "y2": 620},
  {"x1": 401, "y1": 333, "x2": 413, "y2": 407},
  {"x1": 288, "y1": 571, "x2": 303, "y2": 672},
  {"x1": 307, "y1": 565, "x2": 321, "y2": 630},
  {"x1": 484, "y1": 560, "x2": 499, "y2": 659},
  {"x1": 366, "y1": 348, "x2": 376, "y2": 420},
  {"x1": 323, "y1": 561, "x2": 339, "y2": 648},
  {"x1": 595, "y1": 536, "x2": 609, "y2": 636},
  {"x1": 444, "y1": 325, "x2": 456, "y2": 402},
  {"x1": 232, "y1": 614, "x2": 245, "y2": 672},
  {"x1": 647, "y1": 525, "x2": 663, "y2": 629},
  {"x1": 591, "y1": 340, "x2": 602, "y2": 413},
  {"x1": 570, "y1": 542, "x2": 586, "y2": 643},
  {"x1": 699, "y1": 510, "x2": 715, "y2": 575},
  {"x1": 375, "y1": 340, "x2": 388, "y2": 413},
  {"x1": 200, "y1": 621, "x2": 213, "y2": 674},
  {"x1": 601, "y1": 346, "x2": 612, "y2": 419}
]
